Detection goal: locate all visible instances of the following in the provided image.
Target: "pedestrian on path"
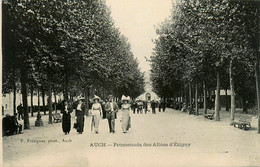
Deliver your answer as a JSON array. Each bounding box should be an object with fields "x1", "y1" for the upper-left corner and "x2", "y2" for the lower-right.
[
  {"x1": 162, "y1": 100, "x2": 166, "y2": 112},
  {"x1": 121, "y1": 95, "x2": 131, "y2": 133},
  {"x1": 144, "y1": 101, "x2": 148, "y2": 114},
  {"x1": 158, "y1": 100, "x2": 162, "y2": 112},
  {"x1": 61, "y1": 100, "x2": 73, "y2": 135},
  {"x1": 137, "y1": 100, "x2": 143, "y2": 114},
  {"x1": 101, "y1": 100, "x2": 107, "y2": 119},
  {"x1": 75, "y1": 98, "x2": 85, "y2": 134},
  {"x1": 105, "y1": 95, "x2": 118, "y2": 133},
  {"x1": 91, "y1": 95, "x2": 103, "y2": 134},
  {"x1": 151, "y1": 100, "x2": 156, "y2": 114},
  {"x1": 17, "y1": 104, "x2": 24, "y2": 120},
  {"x1": 2, "y1": 105, "x2": 4, "y2": 116},
  {"x1": 132, "y1": 101, "x2": 136, "y2": 114}
]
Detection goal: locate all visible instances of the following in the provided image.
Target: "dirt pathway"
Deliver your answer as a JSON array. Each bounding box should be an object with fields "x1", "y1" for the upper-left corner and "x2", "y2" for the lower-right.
[{"x1": 3, "y1": 108, "x2": 260, "y2": 167}]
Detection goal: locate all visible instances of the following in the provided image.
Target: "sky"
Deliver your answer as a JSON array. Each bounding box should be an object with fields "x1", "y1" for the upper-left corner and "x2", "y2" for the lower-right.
[{"x1": 106, "y1": 0, "x2": 173, "y2": 72}]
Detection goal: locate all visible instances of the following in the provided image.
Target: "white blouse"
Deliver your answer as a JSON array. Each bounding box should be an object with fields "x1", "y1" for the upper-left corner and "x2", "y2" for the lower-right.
[
  {"x1": 77, "y1": 103, "x2": 82, "y2": 111},
  {"x1": 92, "y1": 103, "x2": 102, "y2": 112}
]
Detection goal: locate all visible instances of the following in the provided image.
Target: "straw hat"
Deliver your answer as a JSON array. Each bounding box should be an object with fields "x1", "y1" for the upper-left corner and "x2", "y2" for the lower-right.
[
  {"x1": 76, "y1": 97, "x2": 85, "y2": 101},
  {"x1": 136, "y1": 98, "x2": 141, "y2": 102},
  {"x1": 93, "y1": 95, "x2": 100, "y2": 101},
  {"x1": 122, "y1": 95, "x2": 131, "y2": 102}
]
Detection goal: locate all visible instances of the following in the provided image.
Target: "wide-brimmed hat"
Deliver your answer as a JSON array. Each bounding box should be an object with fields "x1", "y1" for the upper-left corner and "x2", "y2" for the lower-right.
[
  {"x1": 136, "y1": 99, "x2": 142, "y2": 102},
  {"x1": 122, "y1": 95, "x2": 131, "y2": 102},
  {"x1": 93, "y1": 95, "x2": 100, "y2": 101},
  {"x1": 76, "y1": 97, "x2": 85, "y2": 101},
  {"x1": 108, "y1": 95, "x2": 113, "y2": 98}
]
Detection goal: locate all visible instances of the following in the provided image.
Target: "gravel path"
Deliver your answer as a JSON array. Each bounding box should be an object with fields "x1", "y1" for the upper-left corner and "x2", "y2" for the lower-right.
[{"x1": 2, "y1": 108, "x2": 260, "y2": 167}]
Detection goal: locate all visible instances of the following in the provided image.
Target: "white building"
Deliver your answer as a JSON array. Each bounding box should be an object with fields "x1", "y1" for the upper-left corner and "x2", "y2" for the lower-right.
[
  {"x1": 2, "y1": 91, "x2": 63, "y2": 115},
  {"x1": 136, "y1": 71, "x2": 159, "y2": 101}
]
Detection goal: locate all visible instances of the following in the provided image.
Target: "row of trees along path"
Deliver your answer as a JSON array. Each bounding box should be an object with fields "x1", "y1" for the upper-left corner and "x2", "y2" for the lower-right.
[
  {"x1": 2, "y1": 0, "x2": 145, "y2": 129},
  {"x1": 150, "y1": 0, "x2": 260, "y2": 133}
]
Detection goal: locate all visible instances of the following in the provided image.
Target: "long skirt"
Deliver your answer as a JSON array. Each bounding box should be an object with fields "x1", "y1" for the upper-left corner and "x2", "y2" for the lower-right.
[
  {"x1": 62, "y1": 113, "x2": 71, "y2": 133},
  {"x1": 76, "y1": 115, "x2": 84, "y2": 133},
  {"x1": 121, "y1": 110, "x2": 131, "y2": 132},
  {"x1": 92, "y1": 110, "x2": 101, "y2": 132},
  {"x1": 102, "y1": 107, "x2": 106, "y2": 119}
]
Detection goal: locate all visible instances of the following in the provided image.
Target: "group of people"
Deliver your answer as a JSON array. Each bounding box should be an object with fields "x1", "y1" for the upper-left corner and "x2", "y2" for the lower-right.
[
  {"x1": 131, "y1": 100, "x2": 166, "y2": 114},
  {"x1": 2, "y1": 103, "x2": 25, "y2": 136},
  {"x1": 2, "y1": 113, "x2": 22, "y2": 136},
  {"x1": 60, "y1": 95, "x2": 131, "y2": 135}
]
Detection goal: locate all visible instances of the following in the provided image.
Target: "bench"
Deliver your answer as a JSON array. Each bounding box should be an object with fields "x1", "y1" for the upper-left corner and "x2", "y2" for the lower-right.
[
  {"x1": 231, "y1": 115, "x2": 252, "y2": 130},
  {"x1": 188, "y1": 107, "x2": 196, "y2": 115},
  {"x1": 52, "y1": 113, "x2": 62, "y2": 123},
  {"x1": 204, "y1": 111, "x2": 215, "y2": 120}
]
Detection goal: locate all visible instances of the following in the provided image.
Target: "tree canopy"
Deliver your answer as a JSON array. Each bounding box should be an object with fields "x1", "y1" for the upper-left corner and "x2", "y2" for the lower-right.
[{"x1": 2, "y1": 0, "x2": 145, "y2": 127}]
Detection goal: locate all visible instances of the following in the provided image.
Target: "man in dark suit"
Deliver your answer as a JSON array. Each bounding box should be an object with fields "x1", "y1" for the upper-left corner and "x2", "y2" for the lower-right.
[
  {"x1": 105, "y1": 95, "x2": 119, "y2": 133},
  {"x1": 162, "y1": 100, "x2": 166, "y2": 112},
  {"x1": 151, "y1": 100, "x2": 156, "y2": 114},
  {"x1": 144, "y1": 101, "x2": 148, "y2": 114},
  {"x1": 17, "y1": 103, "x2": 24, "y2": 120},
  {"x1": 132, "y1": 101, "x2": 137, "y2": 114}
]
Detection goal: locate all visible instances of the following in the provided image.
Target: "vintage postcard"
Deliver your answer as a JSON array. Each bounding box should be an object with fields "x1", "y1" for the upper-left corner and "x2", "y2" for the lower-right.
[{"x1": 1, "y1": 0, "x2": 260, "y2": 167}]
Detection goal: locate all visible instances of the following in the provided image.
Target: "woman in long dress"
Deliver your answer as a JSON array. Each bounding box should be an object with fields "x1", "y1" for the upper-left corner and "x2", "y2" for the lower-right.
[
  {"x1": 91, "y1": 95, "x2": 103, "y2": 134},
  {"x1": 76, "y1": 99, "x2": 85, "y2": 134},
  {"x1": 61, "y1": 100, "x2": 72, "y2": 135},
  {"x1": 121, "y1": 95, "x2": 131, "y2": 133}
]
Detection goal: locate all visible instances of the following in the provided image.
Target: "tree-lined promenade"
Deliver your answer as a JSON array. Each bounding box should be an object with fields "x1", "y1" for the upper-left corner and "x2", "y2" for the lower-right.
[
  {"x1": 3, "y1": 108, "x2": 260, "y2": 167},
  {"x1": 150, "y1": 0, "x2": 260, "y2": 132},
  {"x1": 2, "y1": 0, "x2": 145, "y2": 129}
]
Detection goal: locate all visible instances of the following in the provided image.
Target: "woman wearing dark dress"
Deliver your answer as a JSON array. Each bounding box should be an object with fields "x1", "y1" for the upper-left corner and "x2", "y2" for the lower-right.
[
  {"x1": 61, "y1": 100, "x2": 73, "y2": 135},
  {"x1": 76, "y1": 99, "x2": 85, "y2": 134}
]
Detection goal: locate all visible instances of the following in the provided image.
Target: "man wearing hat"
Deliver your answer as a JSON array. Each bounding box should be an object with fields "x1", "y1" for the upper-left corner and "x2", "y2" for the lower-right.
[{"x1": 105, "y1": 95, "x2": 119, "y2": 133}]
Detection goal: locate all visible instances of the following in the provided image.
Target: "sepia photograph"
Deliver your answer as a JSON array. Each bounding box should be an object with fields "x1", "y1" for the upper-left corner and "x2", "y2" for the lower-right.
[{"x1": 1, "y1": 0, "x2": 260, "y2": 166}]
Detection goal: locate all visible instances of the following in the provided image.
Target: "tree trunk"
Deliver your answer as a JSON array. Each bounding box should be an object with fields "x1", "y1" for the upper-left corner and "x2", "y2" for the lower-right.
[
  {"x1": 63, "y1": 85, "x2": 66, "y2": 101},
  {"x1": 255, "y1": 1, "x2": 260, "y2": 134},
  {"x1": 53, "y1": 85, "x2": 57, "y2": 113},
  {"x1": 195, "y1": 82, "x2": 198, "y2": 116},
  {"x1": 13, "y1": 80, "x2": 16, "y2": 115},
  {"x1": 21, "y1": 70, "x2": 30, "y2": 129},
  {"x1": 230, "y1": 60, "x2": 236, "y2": 121},
  {"x1": 85, "y1": 86, "x2": 90, "y2": 116},
  {"x1": 38, "y1": 88, "x2": 40, "y2": 111},
  {"x1": 65, "y1": 73, "x2": 69, "y2": 100},
  {"x1": 203, "y1": 80, "x2": 207, "y2": 115},
  {"x1": 30, "y1": 83, "x2": 34, "y2": 117},
  {"x1": 179, "y1": 85, "x2": 182, "y2": 111},
  {"x1": 103, "y1": 86, "x2": 105, "y2": 100},
  {"x1": 185, "y1": 84, "x2": 188, "y2": 106},
  {"x1": 189, "y1": 82, "x2": 192, "y2": 114},
  {"x1": 48, "y1": 78, "x2": 53, "y2": 124},
  {"x1": 215, "y1": 71, "x2": 221, "y2": 121},
  {"x1": 225, "y1": 88, "x2": 229, "y2": 111},
  {"x1": 256, "y1": 58, "x2": 260, "y2": 133},
  {"x1": 42, "y1": 87, "x2": 46, "y2": 115}
]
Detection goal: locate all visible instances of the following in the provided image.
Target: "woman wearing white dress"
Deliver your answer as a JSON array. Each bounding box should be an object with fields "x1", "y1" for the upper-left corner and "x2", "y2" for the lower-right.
[
  {"x1": 91, "y1": 95, "x2": 103, "y2": 134},
  {"x1": 121, "y1": 95, "x2": 131, "y2": 133}
]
